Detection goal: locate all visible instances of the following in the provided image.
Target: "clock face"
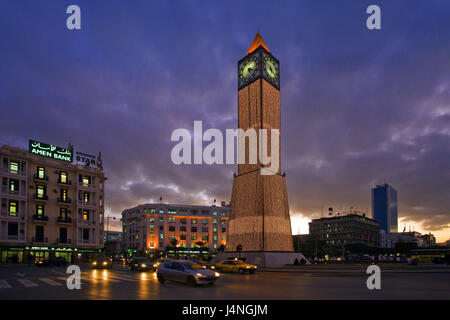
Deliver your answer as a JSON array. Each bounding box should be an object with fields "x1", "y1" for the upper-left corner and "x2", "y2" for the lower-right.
[
  {"x1": 264, "y1": 57, "x2": 278, "y2": 79},
  {"x1": 239, "y1": 59, "x2": 257, "y2": 80}
]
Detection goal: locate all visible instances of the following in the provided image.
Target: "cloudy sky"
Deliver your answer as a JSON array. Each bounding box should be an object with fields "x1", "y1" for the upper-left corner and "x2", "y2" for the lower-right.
[{"x1": 1, "y1": 1, "x2": 449, "y2": 242}]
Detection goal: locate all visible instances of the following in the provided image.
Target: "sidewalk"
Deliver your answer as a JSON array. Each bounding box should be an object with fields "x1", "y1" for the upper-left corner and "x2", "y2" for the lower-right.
[{"x1": 260, "y1": 264, "x2": 450, "y2": 274}]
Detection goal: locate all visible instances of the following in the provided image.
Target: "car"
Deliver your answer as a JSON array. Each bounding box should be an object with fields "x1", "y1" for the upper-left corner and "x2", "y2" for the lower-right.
[
  {"x1": 157, "y1": 260, "x2": 220, "y2": 286},
  {"x1": 129, "y1": 257, "x2": 157, "y2": 272},
  {"x1": 92, "y1": 257, "x2": 113, "y2": 269},
  {"x1": 34, "y1": 257, "x2": 68, "y2": 267},
  {"x1": 154, "y1": 258, "x2": 171, "y2": 268},
  {"x1": 214, "y1": 259, "x2": 258, "y2": 274},
  {"x1": 359, "y1": 255, "x2": 375, "y2": 262}
]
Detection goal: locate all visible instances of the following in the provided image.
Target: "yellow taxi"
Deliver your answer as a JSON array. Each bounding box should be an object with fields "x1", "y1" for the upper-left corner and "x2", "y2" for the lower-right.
[{"x1": 214, "y1": 259, "x2": 257, "y2": 274}]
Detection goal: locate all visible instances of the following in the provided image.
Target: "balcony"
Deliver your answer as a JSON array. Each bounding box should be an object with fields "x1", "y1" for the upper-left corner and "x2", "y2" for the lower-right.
[
  {"x1": 77, "y1": 182, "x2": 97, "y2": 190},
  {"x1": 33, "y1": 174, "x2": 49, "y2": 182},
  {"x1": 33, "y1": 214, "x2": 49, "y2": 222},
  {"x1": 57, "y1": 216, "x2": 72, "y2": 224},
  {"x1": 57, "y1": 197, "x2": 72, "y2": 205},
  {"x1": 58, "y1": 178, "x2": 72, "y2": 186},
  {"x1": 77, "y1": 218, "x2": 96, "y2": 226},
  {"x1": 0, "y1": 209, "x2": 25, "y2": 219},
  {"x1": 78, "y1": 239, "x2": 96, "y2": 246},
  {"x1": 33, "y1": 194, "x2": 48, "y2": 202},
  {"x1": 57, "y1": 238, "x2": 72, "y2": 245},
  {"x1": 1, "y1": 167, "x2": 26, "y2": 176},
  {"x1": 32, "y1": 237, "x2": 48, "y2": 243},
  {"x1": 0, "y1": 187, "x2": 26, "y2": 198},
  {"x1": 77, "y1": 200, "x2": 96, "y2": 207}
]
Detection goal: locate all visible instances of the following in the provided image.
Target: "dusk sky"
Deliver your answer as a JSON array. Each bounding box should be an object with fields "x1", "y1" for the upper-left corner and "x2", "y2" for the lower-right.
[{"x1": 1, "y1": 1, "x2": 449, "y2": 242}]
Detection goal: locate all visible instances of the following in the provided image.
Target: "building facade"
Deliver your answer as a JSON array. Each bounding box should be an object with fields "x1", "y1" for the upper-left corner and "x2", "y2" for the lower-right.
[
  {"x1": 372, "y1": 183, "x2": 398, "y2": 233},
  {"x1": 380, "y1": 230, "x2": 436, "y2": 248},
  {"x1": 0, "y1": 143, "x2": 106, "y2": 263},
  {"x1": 122, "y1": 204, "x2": 230, "y2": 256},
  {"x1": 309, "y1": 214, "x2": 381, "y2": 248}
]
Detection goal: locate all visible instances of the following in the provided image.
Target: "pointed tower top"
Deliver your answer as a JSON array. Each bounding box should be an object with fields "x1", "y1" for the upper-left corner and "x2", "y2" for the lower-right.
[{"x1": 246, "y1": 31, "x2": 270, "y2": 55}]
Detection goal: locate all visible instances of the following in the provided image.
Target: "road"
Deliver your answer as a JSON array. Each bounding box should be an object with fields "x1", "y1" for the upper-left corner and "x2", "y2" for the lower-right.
[{"x1": 0, "y1": 264, "x2": 449, "y2": 299}]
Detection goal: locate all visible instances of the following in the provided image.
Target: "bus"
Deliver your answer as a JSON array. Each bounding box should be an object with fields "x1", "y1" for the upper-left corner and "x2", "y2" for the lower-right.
[{"x1": 410, "y1": 248, "x2": 450, "y2": 264}]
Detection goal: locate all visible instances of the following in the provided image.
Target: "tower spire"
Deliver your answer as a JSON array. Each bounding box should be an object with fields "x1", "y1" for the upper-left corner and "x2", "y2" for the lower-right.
[{"x1": 246, "y1": 31, "x2": 270, "y2": 55}]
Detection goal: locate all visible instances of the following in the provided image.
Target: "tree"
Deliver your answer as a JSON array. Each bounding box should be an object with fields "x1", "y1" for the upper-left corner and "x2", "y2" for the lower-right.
[
  {"x1": 169, "y1": 238, "x2": 179, "y2": 248},
  {"x1": 218, "y1": 244, "x2": 226, "y2": 253}
]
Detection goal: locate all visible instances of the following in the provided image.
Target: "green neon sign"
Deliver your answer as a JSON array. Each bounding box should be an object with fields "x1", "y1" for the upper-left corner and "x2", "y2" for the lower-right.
[{"x1": 29, "y1": 140, "x2": 73, "y2": 163}]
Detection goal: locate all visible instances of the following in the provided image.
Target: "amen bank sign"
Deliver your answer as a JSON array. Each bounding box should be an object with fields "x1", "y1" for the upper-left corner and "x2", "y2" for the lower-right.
[{"x1": 29, "y1": 139, "x2": 73, "y2": 163}]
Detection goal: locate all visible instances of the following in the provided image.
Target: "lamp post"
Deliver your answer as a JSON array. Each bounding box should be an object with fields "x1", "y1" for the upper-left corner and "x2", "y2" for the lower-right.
[{"x1": 105, "y1": 216, "x2": 116, "y2": 256}]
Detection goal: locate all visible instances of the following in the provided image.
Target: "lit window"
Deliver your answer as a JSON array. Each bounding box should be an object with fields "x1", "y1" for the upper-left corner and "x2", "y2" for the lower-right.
[
  {"x1": 10, "y1": 161, "x2": 19, "y2": 174},
  {"x1": 192, "y1": 235, "x2": 197, "y2": 240},
  {"x1": 149, "y1": 233, "x2": 155, "y2": 239},
  {"x1": 212, "y1": 211, "x2": 217, "y2": 216},
  {"x1": 37, "y1": 185, "x2": 46, "y2": 198},
  {"x1": 191, "y1": 219, "x2": 197, "y2": 224},
  {"x1": 213, "y1": 227, "x2": 217, "y2": 232},
  {"x1": 213, "y1": 235, "x2": 217, "y2": 241},
  {"x1": 9, "y1": 201, "x2": 17, "y2": 216},
  {"x1": 159, "y1": 234, "x2": 164, "y2": 239},
  {"x1": 213, "y1": 219, "x2": 217, "y2": 224},
  {"x1": 83, "y1": 176, "x2": 90, "y2": 187},
  {"x1": 168, "y1": 217, "x2": 175, "y2": 223},
  {"x1": 36, "y1": 205, "x2": 44, "y2": 217},
  {"x1": 9, "y1": 180, "x2": 17, "y2": 191},
  {"x1": 37, "y1": 167, "x2": 45, "y2": 179},
  {"x1": 83, "y1": 210, "x2": 89, "y2": 221},
  {"x1": 60, "y1": 172, "x2": 68, "y2": 183},
  {"x1": 221, "y1": 236, "x2": 226, "y2": 241}
]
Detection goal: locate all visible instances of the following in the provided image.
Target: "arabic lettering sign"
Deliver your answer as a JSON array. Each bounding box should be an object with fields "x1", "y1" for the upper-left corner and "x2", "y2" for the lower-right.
[{"x1": 29, "y1": 140, "x2": 73, "y2": 163}]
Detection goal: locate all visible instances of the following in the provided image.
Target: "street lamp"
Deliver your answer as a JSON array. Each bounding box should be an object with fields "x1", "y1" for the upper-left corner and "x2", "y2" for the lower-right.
[{"x1": 105, "y1": 216, "x2": 116, "y2": 256}]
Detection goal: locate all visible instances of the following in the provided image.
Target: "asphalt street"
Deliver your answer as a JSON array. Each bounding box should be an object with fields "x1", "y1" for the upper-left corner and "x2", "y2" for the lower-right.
[{"x1": 0, "y1": 264, "x2": 449, "y2": 299}]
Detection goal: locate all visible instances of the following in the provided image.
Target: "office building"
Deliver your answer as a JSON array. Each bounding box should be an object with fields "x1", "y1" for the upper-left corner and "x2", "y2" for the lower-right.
[
  {"x1": 372, "y1": 183, "x2": 398, "y2": 233},
  {"x1": 0, "y1": 142, "x2": 106, "y2": 263},
  {"x1": 122, "y1": 203, "x2": 230, "y2": 257}
]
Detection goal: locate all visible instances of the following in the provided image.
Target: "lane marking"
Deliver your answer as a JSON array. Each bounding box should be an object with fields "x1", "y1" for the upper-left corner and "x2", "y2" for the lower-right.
[
  {"x1": 17, "y1": 279, "x2": 38, "y2": 287},
  {"x1": 0, "y1": 280, "x2": 11, "y2": 289},
  {"x1": 39, "y1": 278, "x2": 63, "y2": 286}
]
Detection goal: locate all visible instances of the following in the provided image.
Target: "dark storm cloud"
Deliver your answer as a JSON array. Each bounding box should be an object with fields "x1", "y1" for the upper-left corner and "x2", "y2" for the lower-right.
[{"x1": 0, "y1": 1, "x2": 449, "y2": 238}]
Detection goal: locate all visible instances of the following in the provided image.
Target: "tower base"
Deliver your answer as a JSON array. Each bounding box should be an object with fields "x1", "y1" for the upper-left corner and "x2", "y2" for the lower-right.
[{"x1": 214, "y1": 251, "x2": 310, "y2": 268}]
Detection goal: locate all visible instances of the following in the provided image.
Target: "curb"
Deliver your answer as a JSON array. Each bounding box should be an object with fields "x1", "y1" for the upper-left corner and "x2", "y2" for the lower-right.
[{"x1": 259, "y1": 268, "x2": 450, "y2": 274}]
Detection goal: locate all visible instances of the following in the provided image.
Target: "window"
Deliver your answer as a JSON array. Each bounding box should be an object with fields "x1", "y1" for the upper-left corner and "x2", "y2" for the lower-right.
[
  {"x1": 37, "y1": 167, "x2": 45, "y2": 179},
  {"x1": 83, "y1": 192, "x2": 89, "y2": 203},
  {"x1": 82, "y1": 229, "x2": 89, "y2": 240},
  {"x1": 213, "y1": 235, "x2": 217, "y2": 241},
  {"x1": 180, "y1": 235, "x2": 186, "y2": 240},
  {"x1": 202, "y1": 235, "x2": 208, "y2": 241},
  {"x1": 59, "y1": 228, "x2": 67, "y2": 243},
  {"x1": 149, "y1": 217, "x2": 155, "y2": 223},
  {"x1": 191, "y1": 219, "x2": 197, "y2": 224},
  {"x1": 37, "y1": 185, "x2": 46, "y2": 198},
  {"x1": 213, "y1": 227, "x2": 217, "y2": 232},
  {"x1": 202, "y1": 219, "x2": 208, "y2": 225},
  {"x1": 159, "y1": 217, "x2": 164, "y2": 223},
  {"x1": 168, "y1": 234, "x2": 175, "y2": 240},
  {"x1": 60, "y1": 171, "x2": 68, "y2": 184},
  {"x1": 82, "y1": 209, "x2": 89, "y2": 221},
  {"x1": 149, "y1": 233, "x2": 155, "y2": 239},
  {"x1": 168, "y1": 217, "x2": 175, "y2": 223},
  {"x1": 180, "y1": 226, "x2": 186, "y2": 232},
  {"x1": 180, "y1": 218, "x2": 187, "y2": 224},
  {"x1": 35, "y1": 225, "x2": 44, "y2": 242},
  {"x1": 61, "y1": 189, "x2": 68, "y2": 202},
  {"x1": 212, "y1": 211, "x2": 217, "y2": 216},
  {"x1": 9, "y1": 179, "x2": 18, "y2": 192},
  {"x1": 214, "y1": 244, "x2": 217, "y2": 249},
  {"x1": 221, "y1": 220, "x2": 227, "y2": 225},
  {"x1": 150, "y1": 209, "x2": 156, "y2": 213},
  {"x1": 82, "y1": 176, "x2": 90, "y2": 187},
  {"x1": 36, "y1": 204, "x2": 44, "y2": 217},
  {"x1": 9, "y1": 201, "x2": 17, "y2": 216},
  {"x1": 191, "y1": 227, "x2": 197, "y2": 232},
  {"x1": 222, "y1": 212, "x2": 227, "y2": 217},
  {"x1": 221, "y1": 236, "x2": 226, "y2": 241},
  {"x1": 202, "y1": 227, "x2": 208, "y2": 233},
  {"x1": 149, "y1": 225, "x2": 155, "y2": 230},
  {"x1": 169, "y1": 226, "x2": 175, "y2": 232},
  {"x1": 213, "y1": 219, "x2": 217, "y2": 224},
  {"x1": 60, "y1": 208, "x2": 67, "y2": 219},
  {"x1": 8, "y1": 223, "x2": 18, "y2": 236},
  {"x1": 222, "y1": 227, "x2": 226, "y2": 233},
  {"x1": 10, "y1": 161, "x2": 19, "y2": 174},
  {"x1": 191, "y1": 235, "x2": 197, "y2": 240},
  {"x1": 159, "y1": 234, "x2": 164, "y2": 239}
]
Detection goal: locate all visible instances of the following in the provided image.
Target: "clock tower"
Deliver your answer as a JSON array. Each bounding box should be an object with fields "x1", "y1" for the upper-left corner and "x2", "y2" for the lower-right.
[{"x1": 225, "y1": 32, "x2": 294, "y2": 254}]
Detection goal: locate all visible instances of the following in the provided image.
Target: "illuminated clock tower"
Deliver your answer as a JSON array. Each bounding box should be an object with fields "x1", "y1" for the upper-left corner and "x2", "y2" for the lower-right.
[{"x1": 225, "y1": 32, "x2": 294, "y2": 255}]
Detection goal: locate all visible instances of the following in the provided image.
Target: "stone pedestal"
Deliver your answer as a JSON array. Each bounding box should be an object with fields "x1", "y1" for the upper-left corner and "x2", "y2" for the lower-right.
[{"x1": 214, "y1": 251, "x2": 310, "y2": 268}]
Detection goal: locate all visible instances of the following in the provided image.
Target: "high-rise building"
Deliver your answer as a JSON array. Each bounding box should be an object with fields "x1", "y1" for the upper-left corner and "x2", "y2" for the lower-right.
[
  {"x1": 0, "y1": 142, "x2": 106, "y2": 263},
  {"x1": 372, "y1": 183, "x2": 398, "y2": 233},
  {"x1": 122, "y1": 203, "x2": 230, "y2": 258}
]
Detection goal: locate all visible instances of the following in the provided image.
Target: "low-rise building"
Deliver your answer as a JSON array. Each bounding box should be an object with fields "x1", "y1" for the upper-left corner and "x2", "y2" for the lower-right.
[{"x1": 309, "y1": 214, "x2": 380, "y2": 248}]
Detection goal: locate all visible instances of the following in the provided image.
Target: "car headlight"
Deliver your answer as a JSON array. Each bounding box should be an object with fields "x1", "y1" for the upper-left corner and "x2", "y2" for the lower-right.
[
  {"x1": 102, "y1": 261, "x2": 107, "y2": 265},
  {"x1": 246, "y1": 266, "x2": 250, "y2": 268},
  {"x1": 215, "y1": 272, "x2": 220, "y2": 277},
  {"x1": 141, "y1": 264, "x2": 147, "y2": 268},
  {"x1": 196, "y1": 273, "x2": 205, "y2": 277},
  {"x1": 93, "y1": 262, "x2": 97, "y2": 265},
  {"x1": 153, "y1": 263, "x2": 158, "y2": 268},
  {"x1": 210, "y1": 266, "x2": 215, "y2": 269}
]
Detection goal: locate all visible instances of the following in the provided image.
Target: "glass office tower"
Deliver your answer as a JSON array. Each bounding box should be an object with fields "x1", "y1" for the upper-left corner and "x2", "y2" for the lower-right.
[{"x1": 372, "y1": 184, "x2": 398, "y2": 233}]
